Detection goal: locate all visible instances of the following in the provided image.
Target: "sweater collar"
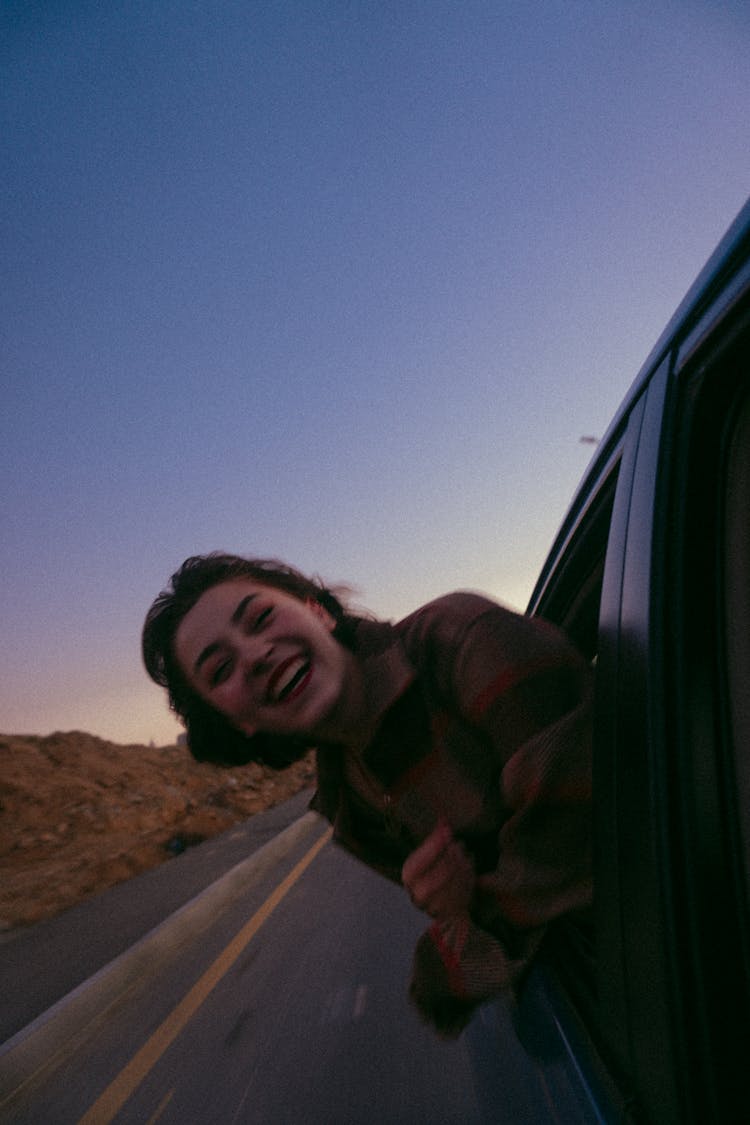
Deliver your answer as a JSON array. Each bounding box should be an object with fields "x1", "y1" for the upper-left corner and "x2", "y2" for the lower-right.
[
  {"x1": 346, "y1": 616, "x2": 416, "y2": 747},
  {"x1": 310, "y1": 616, "x2": 415, "y2": 819}
]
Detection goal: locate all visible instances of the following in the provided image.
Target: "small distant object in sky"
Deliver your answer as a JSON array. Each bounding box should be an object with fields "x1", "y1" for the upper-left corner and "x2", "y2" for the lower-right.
[{"x1": 579, "y1": 435, "x2": 599, "y2": 445}]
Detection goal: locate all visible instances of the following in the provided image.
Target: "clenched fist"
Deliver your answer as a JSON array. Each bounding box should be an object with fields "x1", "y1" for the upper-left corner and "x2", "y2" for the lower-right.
[{"x1": 402, "y1": 820, "x2": 476, "y2": 921}]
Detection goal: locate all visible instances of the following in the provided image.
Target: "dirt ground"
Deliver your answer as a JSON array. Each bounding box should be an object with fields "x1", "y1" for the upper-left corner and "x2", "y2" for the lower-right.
[{"x1": 0, "y1": 731, "x2": 316, "y2": 931}]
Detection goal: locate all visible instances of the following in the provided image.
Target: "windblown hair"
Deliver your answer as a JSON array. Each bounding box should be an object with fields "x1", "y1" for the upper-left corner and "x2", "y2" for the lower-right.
[{"x1": 142, "y1": 553, "x2": 355, "y2": 768}]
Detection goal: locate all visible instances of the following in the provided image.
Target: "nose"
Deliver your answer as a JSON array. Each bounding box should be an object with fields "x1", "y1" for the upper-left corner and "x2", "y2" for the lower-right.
[{"x1": 244, "y1": 642, "x2": 274, "y2": 680}]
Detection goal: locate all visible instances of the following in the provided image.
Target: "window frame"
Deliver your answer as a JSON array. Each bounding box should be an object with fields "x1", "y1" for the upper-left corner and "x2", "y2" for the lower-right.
[{"x1": 523, "y1": 426, "x2": 639, "y2": 1110}]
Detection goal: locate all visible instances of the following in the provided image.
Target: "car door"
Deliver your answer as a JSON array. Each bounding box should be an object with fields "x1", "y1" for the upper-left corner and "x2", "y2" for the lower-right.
[
  {"x1": 610, "y1": 260, "x2": 750, "y2": 1125},
  {"x1": 515, "y1": 202, "x2": 750, "y2": 1124}
]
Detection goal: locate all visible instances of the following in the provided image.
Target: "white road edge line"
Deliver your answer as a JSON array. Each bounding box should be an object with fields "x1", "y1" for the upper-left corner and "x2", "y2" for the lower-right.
[{"x1": 0, "y1": 812, "x2": 327, "y2": 1102}]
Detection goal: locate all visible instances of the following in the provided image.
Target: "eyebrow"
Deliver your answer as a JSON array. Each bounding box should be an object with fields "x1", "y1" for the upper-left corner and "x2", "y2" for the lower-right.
[{"x1": 193, "y1": 593, "x2": 258, "y2": 674}]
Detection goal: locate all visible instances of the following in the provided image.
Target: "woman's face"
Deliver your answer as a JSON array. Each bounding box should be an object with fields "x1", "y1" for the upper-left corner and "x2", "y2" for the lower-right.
[{"x1": 174, "y1": 579, "x2": 361, "y2": 741}]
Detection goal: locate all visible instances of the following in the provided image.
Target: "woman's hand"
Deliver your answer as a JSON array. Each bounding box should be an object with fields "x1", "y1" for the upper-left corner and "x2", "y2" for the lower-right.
[{"x1": 402, "y1": 820, "x2": 475, "y2": 921}]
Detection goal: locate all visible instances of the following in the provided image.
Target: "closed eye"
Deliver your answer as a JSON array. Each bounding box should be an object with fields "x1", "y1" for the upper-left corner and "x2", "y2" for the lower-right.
[
  {"x1": 253, "y1": 607, "x2": 273, "y2": 630},
  {"x1": 209, "y1": 658, "x2": 233, "y2": 687}
]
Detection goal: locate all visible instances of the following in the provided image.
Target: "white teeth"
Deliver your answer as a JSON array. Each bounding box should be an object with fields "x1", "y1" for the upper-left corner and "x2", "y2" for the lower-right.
[{"x1": 273, "y1": 658, "x2": 308, "y2": 701}]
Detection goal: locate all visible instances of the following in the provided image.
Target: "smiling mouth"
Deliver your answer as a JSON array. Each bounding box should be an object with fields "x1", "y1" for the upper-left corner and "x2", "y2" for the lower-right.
[{"x1": 266, "y1": 656, "x2": 312, "y2": 704}]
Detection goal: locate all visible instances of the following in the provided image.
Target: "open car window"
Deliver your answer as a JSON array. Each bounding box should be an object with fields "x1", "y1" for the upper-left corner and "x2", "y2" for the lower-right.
[{"x1": 526, "y1": 455, "x2": 623, "y2": 1038}]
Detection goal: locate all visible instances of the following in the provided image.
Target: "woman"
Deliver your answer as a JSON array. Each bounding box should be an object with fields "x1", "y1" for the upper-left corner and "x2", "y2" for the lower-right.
[{"x1": 143, "y1": 553, "x2": 592, "y2": 1036}]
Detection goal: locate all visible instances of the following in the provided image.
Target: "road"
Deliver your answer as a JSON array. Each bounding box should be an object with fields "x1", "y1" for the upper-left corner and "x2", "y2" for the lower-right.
[
  {"x1": 0, "y1": 799, "x2": 560, "y2": 1124},
  {"x1": 0, "y1": 791, "x2": 316, "y2": 1043}
]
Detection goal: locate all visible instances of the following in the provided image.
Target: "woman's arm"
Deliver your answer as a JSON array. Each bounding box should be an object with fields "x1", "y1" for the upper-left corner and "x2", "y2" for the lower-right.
[{"x1": 405, "y1": 598, "x2": 593, "y2": 1034}]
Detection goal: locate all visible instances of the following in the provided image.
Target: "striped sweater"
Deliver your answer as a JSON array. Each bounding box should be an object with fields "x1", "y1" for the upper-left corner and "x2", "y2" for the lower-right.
[{"x1": 310, "y1": 592, "x2": 593, "y2": 1036}]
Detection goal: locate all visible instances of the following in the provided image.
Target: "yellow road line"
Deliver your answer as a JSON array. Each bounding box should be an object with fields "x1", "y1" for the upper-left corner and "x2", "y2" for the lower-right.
[
  {"x1": 78, "y1": 827, "x2": 332, "y2": 1125},
  {"x1": 144, "y1": 1087, "x2": 174, "y2": 1125}
]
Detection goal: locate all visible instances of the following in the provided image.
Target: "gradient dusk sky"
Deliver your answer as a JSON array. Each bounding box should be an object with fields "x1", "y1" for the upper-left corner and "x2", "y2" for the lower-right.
[{"x1": 2, "y1": 0, "x2": 749, "y2": 745}]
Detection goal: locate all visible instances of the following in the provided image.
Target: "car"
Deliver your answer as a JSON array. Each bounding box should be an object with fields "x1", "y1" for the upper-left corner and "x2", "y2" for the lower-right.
[{"x1": 511, "y1": 195, "x2": 750, "y2": 1124}]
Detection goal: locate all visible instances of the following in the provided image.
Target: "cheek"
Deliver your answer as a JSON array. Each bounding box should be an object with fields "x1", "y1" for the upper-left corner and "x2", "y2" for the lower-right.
[
  {"x1": 212, "y1": 680, "x2": 249, "y2": 720},
  {"x1": 328, "y1": 647, "x2": 355, "y2": 699}
]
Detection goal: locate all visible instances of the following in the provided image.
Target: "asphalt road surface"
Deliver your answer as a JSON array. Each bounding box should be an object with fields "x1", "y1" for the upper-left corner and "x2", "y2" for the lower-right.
[
  {"x1": 1, "y1": 799, "x2": 562, "y2": 1124},
  {"x1": 0, "y1": 791, "x2": 316, "y2": 1043}
]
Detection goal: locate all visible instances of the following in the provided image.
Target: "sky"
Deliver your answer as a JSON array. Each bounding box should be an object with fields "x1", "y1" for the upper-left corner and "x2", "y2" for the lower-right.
[{"x1": 2, "y1": 0, "x2": 749, "y2": 746}]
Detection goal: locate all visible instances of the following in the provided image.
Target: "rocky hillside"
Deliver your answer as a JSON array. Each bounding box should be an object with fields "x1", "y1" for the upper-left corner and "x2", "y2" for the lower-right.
[{"x1": 0, "y1": 731, "x2": 316, "y2": 931}]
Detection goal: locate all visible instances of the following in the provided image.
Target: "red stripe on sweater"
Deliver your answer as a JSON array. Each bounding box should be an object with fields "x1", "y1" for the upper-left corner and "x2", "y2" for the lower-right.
[
  {"x1": 429, "y1": 919, "x2": 469, "y2": 997},
  {"x1": 470, "y1": 657, "x2": 560, "y2": 719}
]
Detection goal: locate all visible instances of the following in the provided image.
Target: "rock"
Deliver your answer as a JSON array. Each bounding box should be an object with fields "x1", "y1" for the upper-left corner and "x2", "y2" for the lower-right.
[{"x1": 0, "y1": 731, "x2": 316, "y2": 930}]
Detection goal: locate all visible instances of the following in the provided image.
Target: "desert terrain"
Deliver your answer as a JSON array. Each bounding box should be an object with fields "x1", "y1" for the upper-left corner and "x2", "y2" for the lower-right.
[{"x1": 0, "y1": 731, "x2": 316, "y2": 931}]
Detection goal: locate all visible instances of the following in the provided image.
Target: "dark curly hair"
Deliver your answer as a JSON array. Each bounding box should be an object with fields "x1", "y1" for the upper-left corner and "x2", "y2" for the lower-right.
[{"x1": 142, "y1": 553, "x2": 356, "y2": 768}]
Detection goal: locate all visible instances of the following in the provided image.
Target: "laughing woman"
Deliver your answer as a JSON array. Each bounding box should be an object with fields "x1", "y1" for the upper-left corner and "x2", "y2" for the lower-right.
[{"x1": 142, "y1": 553, "x2": 592, "y2": 1037}]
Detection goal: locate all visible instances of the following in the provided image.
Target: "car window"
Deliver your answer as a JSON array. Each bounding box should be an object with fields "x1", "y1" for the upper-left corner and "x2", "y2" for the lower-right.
[{"x1": 529, "y1": 461, "x2": 620, "y2": 1030}]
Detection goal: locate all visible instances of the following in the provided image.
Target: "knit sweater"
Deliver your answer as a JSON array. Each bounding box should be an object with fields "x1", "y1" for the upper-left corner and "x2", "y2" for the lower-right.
[{"x1": 310, "y1": 592, "x2": 593, "y2": 1036}]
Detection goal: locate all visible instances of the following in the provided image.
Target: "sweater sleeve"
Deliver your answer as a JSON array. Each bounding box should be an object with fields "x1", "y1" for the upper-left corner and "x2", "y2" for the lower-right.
[{"x1": 408, "y1": 598, "x2": 593, "y2": 1035}]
